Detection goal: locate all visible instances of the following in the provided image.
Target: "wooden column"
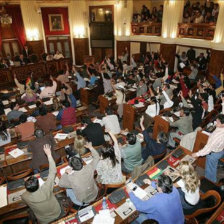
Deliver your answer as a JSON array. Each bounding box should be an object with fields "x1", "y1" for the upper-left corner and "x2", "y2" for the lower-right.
[
  {"x1": 26, "y1": 40, "x2": 44, "y2": 59},
  {"x1": 160, "y1": 44, "x2": 176, "y2": 70},
  {"x1": 208, "y1": 49, "x2": 224, "y2": 75},
  {"x1": 73, "y1": 38, "x2": 89, "y2": 65}
]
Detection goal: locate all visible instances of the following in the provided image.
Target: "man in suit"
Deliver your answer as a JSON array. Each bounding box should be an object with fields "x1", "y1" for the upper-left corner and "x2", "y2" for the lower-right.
[
  {"x1": 22, "y1": 144, "x2": 61, "y2": 224},
  {"x1": 168, "y1": 107, "x2": 193, "y2": 148},
  {"x1": 22, "y1": 45, "x2": 32, "y2": 58},
  {"x1": 28, "y1": 129, "x2": 60, "y2": 173}
]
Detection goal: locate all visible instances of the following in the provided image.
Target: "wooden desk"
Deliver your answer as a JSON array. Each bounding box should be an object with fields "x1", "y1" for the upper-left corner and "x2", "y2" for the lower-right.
[
  {"x1": 192, "y1": 131, "x2": 209, "y2": 169},
  {"x1": 206, "y1": 201, "x2": 224, "y2": 224},
  {"x1": 80, "y1": 87, "x2": 101, "y2": 106}
]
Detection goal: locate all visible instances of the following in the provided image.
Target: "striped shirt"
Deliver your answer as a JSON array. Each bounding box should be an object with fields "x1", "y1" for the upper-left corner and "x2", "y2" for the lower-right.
[{"x1": 196, "y1": 127, "x2": 224, "y2": 157}]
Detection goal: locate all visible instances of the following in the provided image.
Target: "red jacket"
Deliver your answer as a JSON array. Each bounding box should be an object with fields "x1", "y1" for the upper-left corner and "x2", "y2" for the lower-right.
[{"x1": 61, "y1": 107, "x2": 76, "y2": 126}]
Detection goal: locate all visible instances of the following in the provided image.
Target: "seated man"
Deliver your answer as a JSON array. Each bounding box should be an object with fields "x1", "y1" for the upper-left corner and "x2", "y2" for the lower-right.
[
  {"x1": 140, "y1": 116, "x2": 168, "y2": 162},
  {"x1": 28, "y1": 129, "x2": 60, "y2": 173},
  {"x1": 81, "y1": 116, "x2": 105, "y2": 147},
  {"x1": 22, "y1": 144, "x2": 61, "y2": 224},
  {"x1": 36, "y1": 107, "x2": 57, "y2": 134},
  {"x1": 127, "y1": 174, "x2": 184, "y2": 224},
  {"x1": 59, "y1": 142, "x2": 100, "y2": 206},
  {"x1": 15, "y1": 114, "x2": 35, "y2": 141},
  {"x1": 121, "y1": 133, "x2": 143, "y2": 174},
  {"x1": 7, "y1": 102, "x2": 24, "y2": 123},
  {"x1": 102, "y1": 107, "x2": 121, "y2": 135},
  {"x1": 168, "y1": 107, "x2": 193, "y2": 148}
]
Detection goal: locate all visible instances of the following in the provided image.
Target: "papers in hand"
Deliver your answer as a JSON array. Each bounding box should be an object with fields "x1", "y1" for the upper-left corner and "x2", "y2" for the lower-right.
[
  {"x1": 181, "y1": 154, "x2": 196, "y2": 164},
  {"x1": 83, "y1": 156, "x2": 93, "y2": 165},
  {"x1": 92, "y1": 209, "x2": 115, "y2": 224},
  {"x1": 4, "y1": 108, "x2": 11, "y2": 115},
  {"x1": 0, "y1": 185, "x2": 7, "y2": 208},
  {"x1": 9, "y1": 148, "x2": 24, "y2": 158},
  {"x1": 19, "y1": 107, "x2": 27, "y2": 112},
  {"x1": 54, "y1": 133, "x2": 68, "y2": 140}
]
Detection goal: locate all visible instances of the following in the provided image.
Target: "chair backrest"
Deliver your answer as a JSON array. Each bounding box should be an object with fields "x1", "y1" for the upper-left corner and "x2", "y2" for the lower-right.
[
  {"x1": 185, "y1": 190, "x2": 221, "y2": 220},
  {"x1": 104, "y1": 176, "x2": 126, "y2": 193},
  {"x1": 7, "y1": 168, "x2": 33, "y2": 181},
  {"x1": 39, "y1": 156, "x2": 61, "y2": 172},
  {"x1": 131, "y1": 156, "x2": 154, "y2": 179},
  {"x1": 152, "y1": 148, "x2": 167, "y2": 163}
]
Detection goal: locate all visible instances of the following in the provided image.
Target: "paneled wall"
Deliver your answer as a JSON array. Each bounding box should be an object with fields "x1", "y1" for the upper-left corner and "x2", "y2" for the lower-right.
[{"x1": 73, "y1": 38, "x2": 89, "y2": 65}]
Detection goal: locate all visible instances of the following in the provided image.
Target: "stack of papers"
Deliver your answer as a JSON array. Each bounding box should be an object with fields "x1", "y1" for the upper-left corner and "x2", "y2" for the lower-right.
[
  {"x1": 19, "y1": 107, "x2": 27, "y2": 112},
  {"x1": 2, "y1": 100, "x2": 9, "y2": 105},
  {"x1": 4, "y1": 108, "x2": 11, "y2": 115},
  {"x1": 54, "y1": 133, "x2": 68, "y2": 140},
  {"x1": 28, "y1": 104, "x2": 36, "y2": 109},
  {"x1": 44, "y1": 98, "x2": 53, "y2": 105},
  {"x1": 92, "y1": 209, "x2": 115, "y2": 224},
  {"x1": 9, "y1": 148, "x2": 24, "y2": 158},
  {"x1": 134, "y1": 102, "x2": 144, "y2": 108},
  {"x1": 0, "y1": 185, "x2": 7, "y2": 208}
]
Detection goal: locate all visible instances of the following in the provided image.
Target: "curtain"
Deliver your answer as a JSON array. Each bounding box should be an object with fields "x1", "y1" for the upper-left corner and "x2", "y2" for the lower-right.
[{"x1": 6, "y1": 5, "x2": 26, "y2": 47}]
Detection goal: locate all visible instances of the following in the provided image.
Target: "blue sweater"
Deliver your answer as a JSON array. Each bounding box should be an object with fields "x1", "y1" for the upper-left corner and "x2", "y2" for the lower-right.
[{"x1": 129, "y1": 182, "x2": 184, "y2": 224}]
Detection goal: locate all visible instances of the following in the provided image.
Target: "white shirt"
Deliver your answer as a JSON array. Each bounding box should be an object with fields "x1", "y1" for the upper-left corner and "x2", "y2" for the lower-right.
[
  {"x1": 145, "y1": 103, "x2": 160, "y2": 118},
  {"x1": 102, "y1": 115, "x2": 121, "y2": 135},
  {"x1": 177, "y1": 179, "x2": 200, "y2": 205},
  {"x1": 162, "y1": 90, "x2": 174, "y2": 109}
]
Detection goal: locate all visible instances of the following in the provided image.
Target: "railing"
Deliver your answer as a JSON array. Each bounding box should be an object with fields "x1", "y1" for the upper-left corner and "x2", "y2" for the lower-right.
[
  {"x1": 178, "y1": 23, "x2": 216, "y2": 40},
  {"x1": 131, "y1": 22, "x2": 162, "y2": 36}
]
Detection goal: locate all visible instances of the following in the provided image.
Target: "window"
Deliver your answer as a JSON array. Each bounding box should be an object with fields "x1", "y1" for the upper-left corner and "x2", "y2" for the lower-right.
[{"x1": 2, "y1": 39, "x2": 21, "y2": 58}]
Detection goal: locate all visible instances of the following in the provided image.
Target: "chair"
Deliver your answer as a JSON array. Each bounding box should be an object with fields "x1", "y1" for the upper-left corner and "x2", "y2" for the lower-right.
[
  {"x1": 184, "y1": 190, "x2": 221, "y2": 220},
  {"x1": 185, "y1": 217, "x2": 199, "y2": 224},
  {"x1": 152, "y1": 148, "x2": 167, "y2": 164},
  {"x1": 131, "y1": 156, "x2": 154, "y2": 179},
  {"x1": 39, "y1": 157, "x2": 62, "y2": 172},
  {"x1": 7, "y1": 168, "x2": 33, "y2": 181},
  {"x1": 1, "y1": 212, "x2": 32, "y2": 224},
  {"x1": 104, "y1": 176, "x2": 126, "y2": 195}
]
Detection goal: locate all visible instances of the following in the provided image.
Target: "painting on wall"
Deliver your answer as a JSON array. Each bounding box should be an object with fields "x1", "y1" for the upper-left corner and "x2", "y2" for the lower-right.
[{"x1": 48, "y1": 14, "x2": 64, "y2": 31}]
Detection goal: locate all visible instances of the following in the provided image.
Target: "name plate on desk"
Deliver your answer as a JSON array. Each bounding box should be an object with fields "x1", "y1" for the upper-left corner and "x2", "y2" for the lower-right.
[{"x1": 115, "y1": 202, "x2": 136, "y2": 220}]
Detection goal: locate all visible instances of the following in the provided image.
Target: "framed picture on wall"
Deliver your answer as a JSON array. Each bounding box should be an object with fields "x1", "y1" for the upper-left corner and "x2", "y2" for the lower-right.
[{"x1": 48, "y1": 14, "x2": 64, "y2": 31}]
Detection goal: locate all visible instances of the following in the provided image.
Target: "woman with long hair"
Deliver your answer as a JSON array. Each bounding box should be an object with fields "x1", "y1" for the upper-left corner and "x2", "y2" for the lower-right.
[
  {"x1": 96, "y1": 130, "x2": 123, "y2": 184},
  {"x1": 177, "y1": 160, "x2": 200, "y2": 209}
]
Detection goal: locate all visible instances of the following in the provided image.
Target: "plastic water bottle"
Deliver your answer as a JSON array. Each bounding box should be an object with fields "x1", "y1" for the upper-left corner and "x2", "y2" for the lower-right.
[{"x1": 102, "y1": 197, "x2": 108, "y2": 210}]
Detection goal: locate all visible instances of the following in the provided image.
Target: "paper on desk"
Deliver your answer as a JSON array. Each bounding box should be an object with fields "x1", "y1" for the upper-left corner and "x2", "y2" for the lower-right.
[
  {"x1": 128, "y1": 182, "x2": 148, "y2": 200},
  {"x1": 174, "y1": 111, "x2": 180, "y2": 117},
  {"x1": 54, "y1": 133, "x2": 68, "y2": 140},
  {"x1": 134, "y1": 102, "x2": 144, "y2": 108},
  {"x1": 92, "y1": 209, "x2": 115, "y2": 224},
  {"x1": 52, "y1": 111, "x2": 59, "y2": 116},
  {"x1": 4, "y1": 108, "x2": 11, "y2": 115},
  {"x1": 129, "y1": 88, "x2": 136, "y2": 92},
  {"x1": 60, "y1": 165, "x2": 74, "y2": 176},
  {"x1": 44, "y1": 98, "x2": 53, "y2": 105},
  {"x1": 2, "y1": 100, "x2": 9, "y2": 105},
  {"x1": 0, "y1": 185, "x2": 7, "y2": 208},
  {"x1": 28, "y1": 104, "x2": 36, "y2": 109},
  {"x1": 8, "y1": 188, "x2": 26, "y2": 204},
  {"x1": 19, "y1": 107, "x2": 28, "y2": 112},
  {"x1": 9, "y1": 148, "x2": 24, "y2": 158}
]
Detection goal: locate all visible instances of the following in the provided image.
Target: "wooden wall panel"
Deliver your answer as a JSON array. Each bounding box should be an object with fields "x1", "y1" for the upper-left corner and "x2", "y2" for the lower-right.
[
  {"x1": 26, "y1": 40, "x2": 44, "y2": 59},
  {"x1": 208, "y1": 49, "x2": 224, "y2": 76},
  {"x1": 160, "y1": 44, "x2": 176, "y2": 70},
  {"x1": 1, "y1": 24, "x2": 16, "y2": 39},
  {"x1": 74, "y1": 38, "x2": 89, "y2": 65},
  {"x1": 116, "y1": 41, "x2": 130, "y2": 60}
]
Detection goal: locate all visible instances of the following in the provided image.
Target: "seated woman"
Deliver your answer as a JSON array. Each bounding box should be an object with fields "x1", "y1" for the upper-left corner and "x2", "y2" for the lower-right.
[
  {"x1": 96, "y1": 130, "x2": 123, "y2": 184},
  {"x1": 176, "y1": 161, "x2": 200, "y2": 210},
  {"x1": 0, "y1": 121, "x2": 11, "y2": 147},
  {"x1": 74, "y1": 135, "x2": 87, "y2": 156},
  {"x1": 22, "y1": 88, "x2": 37, "y2": 103}
]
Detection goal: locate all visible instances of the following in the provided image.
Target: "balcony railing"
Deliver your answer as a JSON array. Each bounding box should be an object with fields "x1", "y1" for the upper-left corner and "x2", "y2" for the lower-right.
[
  {"x1": 131, "y1": 22, "x2": 162, "y2": 36},
  {"x1": 178, "y1": 23, "x2": 215, "y2": 40}
]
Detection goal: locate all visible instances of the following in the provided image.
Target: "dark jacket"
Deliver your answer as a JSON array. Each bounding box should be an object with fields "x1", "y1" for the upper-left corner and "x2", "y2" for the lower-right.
[
  {"x1": 82, "y1": 123, "x2": 105, "y2": 146},
  {"x1": 28, "y1": 135, "x2": 60, "y2": 169}
]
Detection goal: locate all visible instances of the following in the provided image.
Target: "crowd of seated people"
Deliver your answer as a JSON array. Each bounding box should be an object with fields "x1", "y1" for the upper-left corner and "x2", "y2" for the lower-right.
[
  {"x1": 183, "y1": 0, "x2": 219, "y2": 24},
  {"x1": 0, "y1": 45, "x2": 65, "y2": 68},
  {"x1": 132, "y1": 4, "x2": 163, "y2": 23},
  {"x1": 0, "y1": 45, "x2": 224, "y2": 224}
]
